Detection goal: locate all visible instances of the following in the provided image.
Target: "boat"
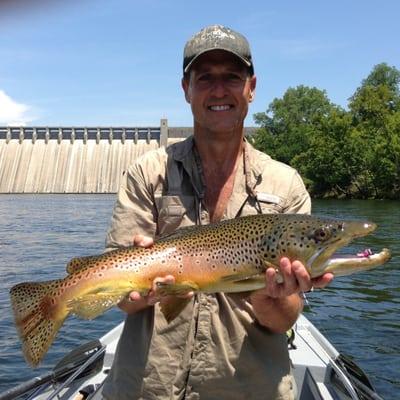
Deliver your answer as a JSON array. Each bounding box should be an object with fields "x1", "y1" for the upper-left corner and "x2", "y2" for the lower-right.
[{"x1": 0, "y1": 314, "x2": 383, "y2": 400}]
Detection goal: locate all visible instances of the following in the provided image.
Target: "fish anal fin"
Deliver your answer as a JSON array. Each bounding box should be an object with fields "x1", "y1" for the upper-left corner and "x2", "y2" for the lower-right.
[
  {"x1": 68, "y1": 292, "x2": 126, "y2": 320},
  {"x1": 160, "y1": 297, "x2": 192, "y2": 323}
]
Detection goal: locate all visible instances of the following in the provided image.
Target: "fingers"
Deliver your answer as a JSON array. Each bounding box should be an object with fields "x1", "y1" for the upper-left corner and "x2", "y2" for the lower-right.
[
  {"x1": 262, "y1": 258, "x2": 334, "y2": 298},
  {"x1": 291, "y1": 259, "x2": 314, "y2": 292},
  {"x1": 133, "y1": 234, "x2": 154, "y2": 248},
  {"x1": 311, "y1": 273, "x2": 334, "y2": 289},
  {"x1": 127, "y1": 275, "x2": 194, "y2": 306},
  {"x1": 128, "y1": 291, "x2": 143, "y2": 302}
]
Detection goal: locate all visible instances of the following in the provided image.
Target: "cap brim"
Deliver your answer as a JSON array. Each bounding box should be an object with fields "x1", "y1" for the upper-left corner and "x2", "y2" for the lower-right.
[{"x1": 184, "y1": 48, "x2": 252, "y2": 74}]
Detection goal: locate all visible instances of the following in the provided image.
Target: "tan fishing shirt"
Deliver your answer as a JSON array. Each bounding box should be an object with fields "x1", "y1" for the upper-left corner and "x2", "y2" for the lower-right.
[{"x1": 102, "y1": 136, "x2": 311, "y2": 400}]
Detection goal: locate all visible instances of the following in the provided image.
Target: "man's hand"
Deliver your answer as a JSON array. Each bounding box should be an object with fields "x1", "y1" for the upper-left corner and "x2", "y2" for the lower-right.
[
  {"x1": 119, "y1": 235, "x2": 193, "y2": 315},
  {"x1": 249, "y1": 258, "x2": 333, "y2": 332},
  {"x1": 257, "y1": 257, "x2": 334, "y2": 299}
]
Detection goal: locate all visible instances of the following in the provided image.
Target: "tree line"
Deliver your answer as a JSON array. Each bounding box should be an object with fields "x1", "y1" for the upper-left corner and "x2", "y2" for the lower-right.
[{"x1": 250, "y1": 63, "x2": 400, "y2": 199}]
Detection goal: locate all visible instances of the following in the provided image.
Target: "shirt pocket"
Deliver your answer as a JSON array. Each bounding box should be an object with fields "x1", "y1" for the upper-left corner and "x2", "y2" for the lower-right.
[
  {"x1": 259, "y1": 202, "x2": 284, "y2": 214},
  {"x1": 240, "y1": 197, "x2": 284, "y2": 215},
  {"x1": 154, "y1": 194, "x2": 196, "y2": 236}
]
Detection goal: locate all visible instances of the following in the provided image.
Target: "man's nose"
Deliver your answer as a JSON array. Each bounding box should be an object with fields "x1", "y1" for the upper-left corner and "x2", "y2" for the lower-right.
[{"x1": 210, "y1": 78, "x2": 228, "y2": 97}]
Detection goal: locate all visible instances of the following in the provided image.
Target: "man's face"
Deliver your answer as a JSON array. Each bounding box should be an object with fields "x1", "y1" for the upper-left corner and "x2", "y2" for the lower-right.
[{"x1": 182, "y1": 50, "x2": 256, "y2": 134}]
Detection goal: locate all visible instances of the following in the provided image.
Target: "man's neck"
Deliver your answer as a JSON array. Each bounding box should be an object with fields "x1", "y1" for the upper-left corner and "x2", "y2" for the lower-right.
[
  {"x1": 193, "y1": 126, "x2": 244, "y2": 170},
  {"x1": 193, "y1": 126, "x2": 245, "y2": 222}
]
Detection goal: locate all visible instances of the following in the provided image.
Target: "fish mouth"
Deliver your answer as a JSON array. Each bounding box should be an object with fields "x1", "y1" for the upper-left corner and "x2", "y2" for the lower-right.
[
  {"x1": 322, "y1": 248, "x2": 391, "y2": 276},
  {"x1": 307, "y1": 220, "x2": 390, "y2": 277}
]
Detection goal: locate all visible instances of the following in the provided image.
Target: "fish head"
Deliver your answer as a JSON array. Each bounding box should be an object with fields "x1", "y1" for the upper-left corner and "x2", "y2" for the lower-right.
[{"x1": 260, "y1": 215, "x2": 384, "y2": 278}]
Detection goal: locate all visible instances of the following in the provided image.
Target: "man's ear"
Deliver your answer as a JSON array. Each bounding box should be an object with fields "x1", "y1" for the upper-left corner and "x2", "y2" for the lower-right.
[
  {"x1": 181, "y1": 77, "x2": 191, "y2": 104},
  {"x1": 249, "y1": 75, "x2": 257, "y2": 103}
]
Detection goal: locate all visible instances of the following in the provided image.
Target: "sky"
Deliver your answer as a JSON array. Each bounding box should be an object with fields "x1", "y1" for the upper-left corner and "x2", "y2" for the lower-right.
[{"x1": 0, "y1": 0, "x2": 399, "y2": 127}]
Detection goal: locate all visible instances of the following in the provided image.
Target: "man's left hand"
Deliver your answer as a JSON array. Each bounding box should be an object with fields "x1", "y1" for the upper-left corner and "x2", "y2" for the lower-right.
[{"x1": 249, "y1": 258, "x2": 334, "y2": 332}]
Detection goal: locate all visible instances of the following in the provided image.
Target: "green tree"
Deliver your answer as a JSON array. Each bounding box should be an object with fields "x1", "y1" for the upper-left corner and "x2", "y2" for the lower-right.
[
  {"x1": 292, "y1": 110, "x2": 359, "y2": 197},
  {"x1": 251, "y1": 63, "x2": 400, "y2": 199},
  {"x1": 251, "y1": 85, "x2": 346, "y2": 196},
  {"x1": 348, "y1": 63, "x2": 400, "y2": 198},
  {"x1": 252, "y1": 85, "x2": 336, "y2": 165}
]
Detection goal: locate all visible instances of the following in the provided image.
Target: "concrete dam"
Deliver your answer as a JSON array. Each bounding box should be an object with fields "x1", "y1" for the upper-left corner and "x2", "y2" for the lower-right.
[{"x1": 0, "y1": 119, "x2": 183, "y2": 193}]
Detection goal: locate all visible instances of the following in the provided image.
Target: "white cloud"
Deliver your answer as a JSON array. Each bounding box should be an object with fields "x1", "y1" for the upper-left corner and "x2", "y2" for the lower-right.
[{"x1": 0, "y1": 90, "x2": 32, "y2": 126}]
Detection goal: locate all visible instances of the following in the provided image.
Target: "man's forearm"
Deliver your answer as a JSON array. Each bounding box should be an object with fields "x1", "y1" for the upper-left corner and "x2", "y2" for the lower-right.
[{"x1": 250, "y1": 293, "x2": 304, "y2": 333}]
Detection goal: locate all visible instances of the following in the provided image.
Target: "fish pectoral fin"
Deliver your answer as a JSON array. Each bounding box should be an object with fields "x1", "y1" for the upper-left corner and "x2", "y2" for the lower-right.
[
  {"x1": 231, "y1": 274, "x2": 266, "y2": 291},
  {"x1": 155, "y1": 281, "x2": 199, "y2": 297},
  {"x1": 68, "y1": 292, "x2": 125, "y2": 320},
  {"x1": 160, "y1": 297, "x2": 192, "y2": 323},
  {"x1": 220, "y1": 272, "x2": 252, "y2": 282},
  {"x1": 214, "y1": 273, "x2": 266, "y2": 292}
]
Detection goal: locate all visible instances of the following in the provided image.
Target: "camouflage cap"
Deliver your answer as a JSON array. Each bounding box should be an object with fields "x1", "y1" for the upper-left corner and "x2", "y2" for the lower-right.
[{"x1": 183, "y1": 25, "x2": 254, "y2": 75}]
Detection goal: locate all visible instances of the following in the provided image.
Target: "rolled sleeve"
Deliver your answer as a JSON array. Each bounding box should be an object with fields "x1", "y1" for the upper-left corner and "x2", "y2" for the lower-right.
[
  {"x1": 283, "y1": 171, "x2": 311, "y2": 215},
  {"x1": 105, "y1": 162, "x2": 158, "y2": 251}
]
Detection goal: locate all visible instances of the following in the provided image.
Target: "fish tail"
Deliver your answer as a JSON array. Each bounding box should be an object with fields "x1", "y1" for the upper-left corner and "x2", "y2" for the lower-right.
[{"x1": 10, "y1": 280, "x2": 69, "y2": 367}]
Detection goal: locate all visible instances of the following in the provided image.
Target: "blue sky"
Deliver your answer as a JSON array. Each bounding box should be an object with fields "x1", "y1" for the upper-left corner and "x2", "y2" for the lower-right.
[{"x1": 0, "y1": 0, "x2": 399, "y2": 127}]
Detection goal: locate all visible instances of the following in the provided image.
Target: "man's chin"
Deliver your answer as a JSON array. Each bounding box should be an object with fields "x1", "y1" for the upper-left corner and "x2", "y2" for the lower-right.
[{"x1": 197, "y1": 120, "x2": 244, "y2": 135}]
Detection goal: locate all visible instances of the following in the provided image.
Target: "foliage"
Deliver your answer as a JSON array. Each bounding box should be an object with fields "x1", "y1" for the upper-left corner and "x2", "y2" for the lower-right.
[{"x1": 251, "y1": 63, "x2": 400, "y2": 199}]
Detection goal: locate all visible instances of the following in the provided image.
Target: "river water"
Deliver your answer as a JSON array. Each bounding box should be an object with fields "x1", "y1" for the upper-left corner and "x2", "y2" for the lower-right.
[{"x1": 0, "y1": 195, "x2": 398, "y2": 398}]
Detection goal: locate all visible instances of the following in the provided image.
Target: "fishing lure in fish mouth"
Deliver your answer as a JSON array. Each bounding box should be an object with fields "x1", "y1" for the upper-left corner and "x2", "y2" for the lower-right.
[{"x1": 10, "y1": 213, "x2": 391, "y2": 366}]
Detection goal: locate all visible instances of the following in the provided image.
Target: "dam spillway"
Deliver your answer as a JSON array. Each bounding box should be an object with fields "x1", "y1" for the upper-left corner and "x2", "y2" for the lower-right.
[{"x1": 0, "y1": 121, "x2": 173, "y2": 193}]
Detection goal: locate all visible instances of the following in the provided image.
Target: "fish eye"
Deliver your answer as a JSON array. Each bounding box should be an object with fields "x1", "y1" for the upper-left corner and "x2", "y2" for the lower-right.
[{"x1": 313, "y1": 228, "x2": 331, "y2": 242}]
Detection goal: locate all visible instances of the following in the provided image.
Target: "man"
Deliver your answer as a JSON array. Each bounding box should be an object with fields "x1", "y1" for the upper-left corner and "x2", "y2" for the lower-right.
[{"x1": 102, "y1": 25, "x2": 333, "y2": 400}]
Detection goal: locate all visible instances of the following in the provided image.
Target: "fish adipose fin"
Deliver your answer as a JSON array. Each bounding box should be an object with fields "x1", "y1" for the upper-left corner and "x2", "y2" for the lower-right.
[
  {"x1": 10, "y1": 280, "x2": 68, "y2": 367},
  {"x1": 66, "y1": 255, "x2": 99, "y2": 274}
]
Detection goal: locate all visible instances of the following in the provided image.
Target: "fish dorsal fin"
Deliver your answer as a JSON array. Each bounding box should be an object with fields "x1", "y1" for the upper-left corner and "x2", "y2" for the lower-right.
[
  {"x1": 66, "y1": 255, "x2": 97, "y2": 274},
  {"x1": 157, "y1": 225, "x2": 200, "y2": 242}
]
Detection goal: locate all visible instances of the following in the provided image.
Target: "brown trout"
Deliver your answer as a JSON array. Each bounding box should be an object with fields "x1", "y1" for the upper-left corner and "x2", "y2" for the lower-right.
[{"x1": 10, "y1": 214, "x2": 391, "y2": 366}]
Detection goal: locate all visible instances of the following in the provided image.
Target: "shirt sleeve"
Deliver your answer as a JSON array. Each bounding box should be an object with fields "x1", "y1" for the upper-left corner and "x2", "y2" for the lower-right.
[
  {"x1": 283, "y1": 171, "x2": 312, "y2": 215},
  {"x1": 105, "y1": 161, "x2": 158, "y2": 251}
]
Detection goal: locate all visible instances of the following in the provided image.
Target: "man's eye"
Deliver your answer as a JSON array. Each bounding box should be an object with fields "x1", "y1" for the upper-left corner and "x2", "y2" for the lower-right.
[
  {"x1": 227, "y1": 74, "x2": 244, "y2": 82},
  {"x1": 228, "y1": 74, "x2": 241, "y2": 80},
  {"x1": 198, "y1": 74, "x2": 211, "y2": 82}
]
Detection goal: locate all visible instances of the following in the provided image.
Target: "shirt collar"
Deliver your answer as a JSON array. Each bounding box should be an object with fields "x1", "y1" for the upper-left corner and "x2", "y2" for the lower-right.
[{"x1": 171, "y1": 135, "x2": 269, "y2": 195}]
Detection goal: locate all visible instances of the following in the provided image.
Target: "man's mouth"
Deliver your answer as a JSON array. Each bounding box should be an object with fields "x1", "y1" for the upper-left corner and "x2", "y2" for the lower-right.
[{"x1": 208, "y1": 105, "x2": 232, "y2": 111}]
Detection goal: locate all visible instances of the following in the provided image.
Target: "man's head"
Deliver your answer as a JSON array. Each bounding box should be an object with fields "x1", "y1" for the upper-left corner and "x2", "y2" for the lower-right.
[
  {"x1": 182, "y1": 25, "x2": 256, "y2": 134},
  {"x1": 183, "y1": 25, "x2": 254, "y2": 78}
]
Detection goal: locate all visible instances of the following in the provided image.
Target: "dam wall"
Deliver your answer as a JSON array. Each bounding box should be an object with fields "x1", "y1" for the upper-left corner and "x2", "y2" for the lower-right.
[{"x1": 0, "y1": 120, "x2": 172, "y2": 193}]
